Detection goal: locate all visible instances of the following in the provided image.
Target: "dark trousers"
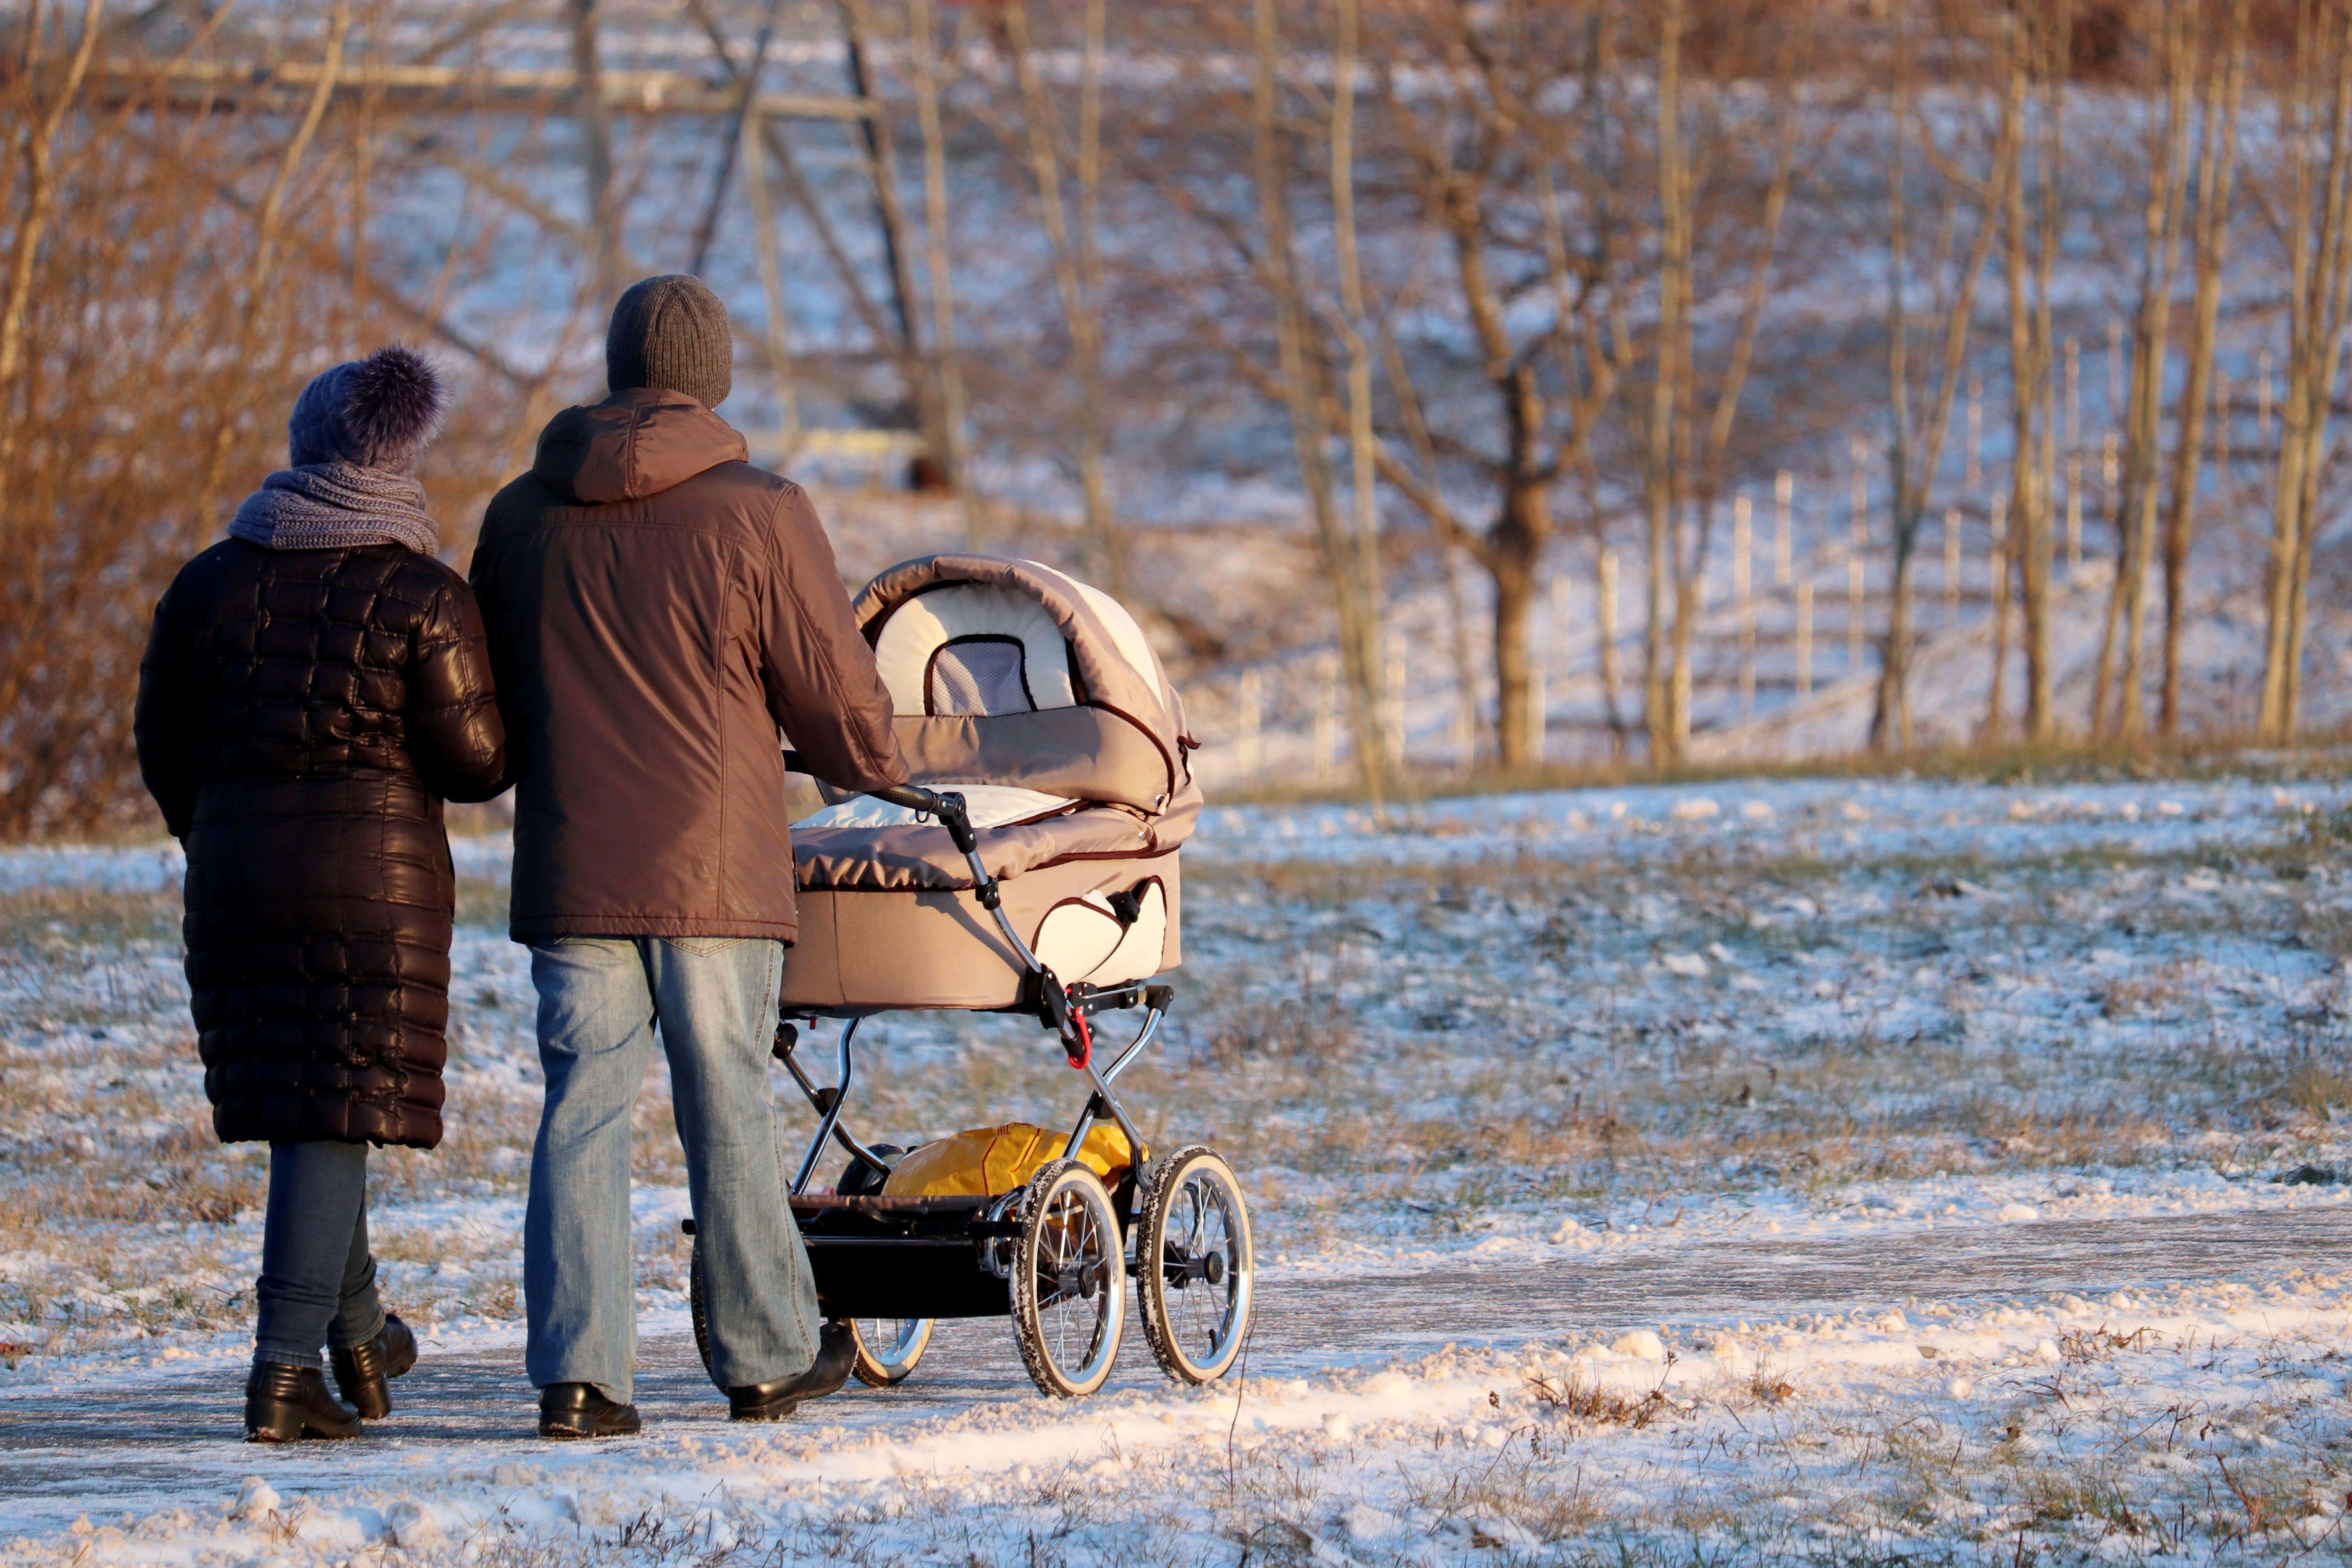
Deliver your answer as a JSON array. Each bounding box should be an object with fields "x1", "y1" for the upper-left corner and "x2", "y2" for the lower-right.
[{"x1": 254, "y1": 1140, "x2": 385, "y2": 1368}]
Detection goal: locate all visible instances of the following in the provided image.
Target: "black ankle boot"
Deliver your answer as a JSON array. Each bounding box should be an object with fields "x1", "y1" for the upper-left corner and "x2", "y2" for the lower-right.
[
  {"x1": 726, "y1": 1321, "x2": 855, "y2": 1421},
  {"x1": 538, "y1": 1382, "x2": 641, "y2": 1440},
  {"x1": 330, "y1": 1312, "x2": 417, "y2": 1420},
  {"x1": 245, "y1": 1361, "x2": 362, "y2": 1443}
]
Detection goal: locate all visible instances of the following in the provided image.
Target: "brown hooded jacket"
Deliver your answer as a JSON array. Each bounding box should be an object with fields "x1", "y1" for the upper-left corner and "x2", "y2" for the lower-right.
[{"x1": 471, "y1": 388, "x2": 905, "y2": 943}]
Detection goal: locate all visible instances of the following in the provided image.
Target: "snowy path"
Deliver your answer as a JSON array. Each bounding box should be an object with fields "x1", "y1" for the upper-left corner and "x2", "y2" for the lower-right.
[{"x1": 4, "y1": 1205, "x2": 2344, "y2": 1543}]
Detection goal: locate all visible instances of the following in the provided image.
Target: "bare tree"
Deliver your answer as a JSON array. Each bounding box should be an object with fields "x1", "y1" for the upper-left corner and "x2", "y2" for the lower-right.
[
  {"x1": 2258, "y1": 0, "x2": 2352, "y2": 741},
  {"x1": 2091, "y1": 0, "x2": 2193, "y2": 739},
  {"x1": 2159, "y1": 0, "x2": 2246, "y2": 735},
  {"x1": 566, "y1": 0, "x2": 617, "y2": 297},
  {"x1": 1874, "y1": 20, "x2": 2009, "y2": 751},
  {"x1": 1643, "y1": 0, "x2": 1690, "y2": 766},
  {"x1": 1991, "y1": 0, "x2": 2069, "y2": 742},
  {"x1": 988, "y1": 0, "x2": 1124, "y2": 591},
  {"x1": 905, "y1": 0, "x2": 980, "y2": 542},
  {"x1": 1241, "y1": 0, "x2": 1392, "y2": 796}
]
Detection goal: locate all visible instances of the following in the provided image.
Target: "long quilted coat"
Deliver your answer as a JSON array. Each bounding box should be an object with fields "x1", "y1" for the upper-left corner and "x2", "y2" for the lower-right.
[{"x1": 134, "y1": 540, "x2": 506, "y2": 1148}]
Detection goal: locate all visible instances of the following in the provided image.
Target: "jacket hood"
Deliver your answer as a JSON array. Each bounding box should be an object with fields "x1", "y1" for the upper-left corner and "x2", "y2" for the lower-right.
[{"x1": 531, "y1": 388, "x2": 749, "y2": 505}]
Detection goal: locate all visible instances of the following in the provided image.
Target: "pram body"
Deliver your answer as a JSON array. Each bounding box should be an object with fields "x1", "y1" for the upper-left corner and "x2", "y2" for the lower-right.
[
  {"x1": 781, "y1": 554, "x2": 1197, "y2": 1011},
  {"x1": 683, "y1": 555, "x2": 1251, "y2": 1399}
]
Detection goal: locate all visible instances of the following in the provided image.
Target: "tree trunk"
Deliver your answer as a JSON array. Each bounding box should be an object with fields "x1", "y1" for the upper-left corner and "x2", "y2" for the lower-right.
[
  {"x1": 1995, "y1": 7, "x2": 2062, "y2": 742},
  {"x1": 1492, "y1": 551, "x2": 1536, "y2": 776},
  {"x1": 2109, "y1": 0, "x2": 2193, "y2": 738},
  {"x1": 1877, "y1": 89, "x2": 1914, "y2": 754},
  {"x1": 840, "y1": 0, "x2": 951, "y2": 493},
  {"x1": 1492, "y1": 479, "x2": 1550, "y2": 767},
  {"x1": 1004, "y1": 0, "x2": 1121, "y2": 590},
  {"x1": 1872, "y1": 31, "x2": 1997, "y2": 754},
  {"x1": 1985, "y1": 497, "x2": 2013, "y2": 740},
  {"x1": 739, "y1": 109, "x2": 802, "y2": 459},
  {"x1": 568, "y1": 0, "x2": 618, "y2": 298},
  {"x1": 1248, "y1": 0, "x2": 1388, "y2": 800},
  {"x1": 1327, "y1": 0, "x2": 1387, "y2": 768},
  {"x1": 906, "y1": 0, "x2": 982, "y2": 543},
  {"x1": 2261, "y1": 0, "x2": 2352, "y2": 741},
  {"x1": 1644, "y1": 0, "x2": 1688, "y2": 767},
  {"x1": 2160, "y1": 0, "x2": 2246, "y2": 736}
]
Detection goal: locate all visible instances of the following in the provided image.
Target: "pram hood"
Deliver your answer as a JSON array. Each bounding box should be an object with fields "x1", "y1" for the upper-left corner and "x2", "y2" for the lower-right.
[
  {"x1": 852, "y1": 554, "x2": 1194, "y2": 813},
  {"x1": 792, "y1": 555, "x2": 1199, "y2": 895}
]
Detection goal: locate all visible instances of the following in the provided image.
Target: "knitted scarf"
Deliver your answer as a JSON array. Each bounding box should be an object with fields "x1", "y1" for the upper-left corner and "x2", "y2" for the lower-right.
[{"x1": 227, "y1": 462, "x2": 439, "y2": 555}]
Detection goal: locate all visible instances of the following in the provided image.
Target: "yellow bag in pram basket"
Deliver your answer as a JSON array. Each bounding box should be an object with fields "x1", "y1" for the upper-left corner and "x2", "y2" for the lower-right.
[{"x1": 880, "y1": 1121, "x2": 1133, "y2": 1198}]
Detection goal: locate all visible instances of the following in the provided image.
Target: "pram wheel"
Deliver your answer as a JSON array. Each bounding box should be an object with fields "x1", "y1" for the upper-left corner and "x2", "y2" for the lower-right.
[
  {"x1": 848, "y1": 1317, "x2": 933, "y2": 1386},
  {"x1": 837, "y1": 1143, "x2": 905, "y2": 1199},
  {"x1": 688, "y1": 1237, "x2": 714, "y2": 1377},
  {"x1": 1136, "y1": 1146, "x2": 1254, "y2": 1385},
  {"x1": 1010, "y1": 1160, "x2": 1126, "y2": 1397}
]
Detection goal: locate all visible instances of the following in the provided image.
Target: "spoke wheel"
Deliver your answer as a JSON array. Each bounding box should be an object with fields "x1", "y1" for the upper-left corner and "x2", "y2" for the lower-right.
[
  {"x1": 1136, "y1": 1145, "x2": 1253, "y2": 1385},
  {"x1": 848, "y1": 1317, "x2": 933, "y2": 1387},
  {"x1": 1009, "y1": 1160, "x2": 1125, "y2": 1397}
]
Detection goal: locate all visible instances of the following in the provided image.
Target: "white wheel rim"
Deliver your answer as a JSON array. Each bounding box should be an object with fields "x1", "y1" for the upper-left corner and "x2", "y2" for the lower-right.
[
  {"x1": 852, "y1": 1317, "x2": 931, "y2": 1377},
  {"x1": 1029, "y1": 1169, "x2": 1124, "y2": 1392},
  {"x1": 1158, "y1": 1158, "x2": 1252, "y2": 1379}
]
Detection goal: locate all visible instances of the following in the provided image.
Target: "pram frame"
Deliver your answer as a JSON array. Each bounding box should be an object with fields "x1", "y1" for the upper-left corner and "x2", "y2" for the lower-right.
[{"x1": 689, "y1": 774, "x2": 1246, "y2": 1397}]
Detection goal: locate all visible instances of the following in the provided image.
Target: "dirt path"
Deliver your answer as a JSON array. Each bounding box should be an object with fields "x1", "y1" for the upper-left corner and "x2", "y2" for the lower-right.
[{"x1": 3, "y1": 1206, "x2": 2343, "y2": 1538}]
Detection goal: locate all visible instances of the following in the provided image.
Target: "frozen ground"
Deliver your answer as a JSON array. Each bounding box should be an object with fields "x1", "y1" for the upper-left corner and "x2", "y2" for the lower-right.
[{"x1": 6, "y1": 770, "x2": 2352, "y2": 1563}]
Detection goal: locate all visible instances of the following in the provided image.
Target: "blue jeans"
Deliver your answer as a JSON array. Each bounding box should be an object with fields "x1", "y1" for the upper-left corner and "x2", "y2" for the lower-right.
[
  {"x1": 523, "y1": 936, "x2": 817, "y2": 1403},
  {"x1": 254, "y1": 1140, "x2": 384, "y2": 1368}
]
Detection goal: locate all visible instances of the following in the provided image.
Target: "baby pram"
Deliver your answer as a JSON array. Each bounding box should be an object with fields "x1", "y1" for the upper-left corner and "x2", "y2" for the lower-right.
[{"x1": 682, "y1": 554, "x2": 1252, "y2": 1398}]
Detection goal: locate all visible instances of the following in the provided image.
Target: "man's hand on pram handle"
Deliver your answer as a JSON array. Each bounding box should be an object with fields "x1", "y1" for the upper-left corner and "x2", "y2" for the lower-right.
[
  {"x1": 779, "y1": 751, "x2": 981, "y2": 856},
  {"x1": 864, "y1": 783, "x2": 980, "y2": 856}
]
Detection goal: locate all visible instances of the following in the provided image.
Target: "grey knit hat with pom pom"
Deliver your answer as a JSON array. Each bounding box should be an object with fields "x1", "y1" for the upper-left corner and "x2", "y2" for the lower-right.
[{"x1": 288, "y1": 345, "x2": 446, "y2": 474}]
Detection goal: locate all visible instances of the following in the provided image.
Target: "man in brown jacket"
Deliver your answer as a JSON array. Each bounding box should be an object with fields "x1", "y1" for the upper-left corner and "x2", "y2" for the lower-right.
[{"x1": 472, "y1": 275, "x2": 906, "y2": 1439}]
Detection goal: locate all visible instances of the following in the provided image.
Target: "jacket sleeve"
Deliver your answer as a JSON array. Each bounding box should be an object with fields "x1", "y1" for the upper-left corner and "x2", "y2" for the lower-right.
[
  {"x1": 133, "y1": 571, "x2": 203, "y2": 839},
  {"x1": 407, "y1": 574, "x2": 509, "y2": 803},
  {"x1": 757, "y1": 485, "x2": 907, "y2": 795}
]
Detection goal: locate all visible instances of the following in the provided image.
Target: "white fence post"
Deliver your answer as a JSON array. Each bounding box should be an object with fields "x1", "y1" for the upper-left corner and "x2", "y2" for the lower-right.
[
  {"x1": 1735, "y1": 490, "x2": 1754, "y2": 719},
  {"x1": 1238, "y1": 666, "x2": 1262, "y2": 783},
  {"x1": 1966, "y1": 377, "x2": 1982, "y2": 492},
  {"x1": 1314, "y1": 652, "x2": 1338, "y2": 783},
  {"x1": 1944, "y1": 505, "x2": 1960, "y2": 628},
  {"x1": 1796, "y1": 577, "x2": 1814, "y2": 699},
  {"x1": 1384, "y1": 633, "x2": 1405, "y2": 770},
  {"x1": 1597, "y1": 544, "x2": 1620, "y2": 722},
  {"x1": 1774, "y1": 469, "x2": 1794, "y2": 588}
]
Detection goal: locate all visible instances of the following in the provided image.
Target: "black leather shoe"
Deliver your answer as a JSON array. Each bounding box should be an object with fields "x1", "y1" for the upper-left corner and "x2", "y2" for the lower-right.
[
  {"x1": 330, "y1": 1312, "x2": 417, "y2": 1420},
  {"x1": 726, "y1": 1321, "x2": 855, "y2": 1421},
  {"x1": 538, "y1": 1381, "x2": 641, "y2": 1440},
  {"x1": 245, "y1": 1362, "x2": 362, "y2": 1443}
]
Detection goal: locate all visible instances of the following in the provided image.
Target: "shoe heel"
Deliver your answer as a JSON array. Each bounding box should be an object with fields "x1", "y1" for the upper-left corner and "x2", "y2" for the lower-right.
[
  {"x1": 244, "y1": 1397, "x2": 309, "y2": 1443},
  {"x1": 346, "y1": 1379, "x2": 392, "y2": 1421}
]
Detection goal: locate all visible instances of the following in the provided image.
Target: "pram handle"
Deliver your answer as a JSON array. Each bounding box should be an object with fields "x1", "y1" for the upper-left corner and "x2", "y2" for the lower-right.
[{"x1": 867, "y1": 783, "x2": 980, "y2": 856}]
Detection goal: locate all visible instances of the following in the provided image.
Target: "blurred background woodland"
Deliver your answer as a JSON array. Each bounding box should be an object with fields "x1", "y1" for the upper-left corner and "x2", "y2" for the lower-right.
[{"x1": 2, "y1": 0, "x2": 2349, "y2": 837}]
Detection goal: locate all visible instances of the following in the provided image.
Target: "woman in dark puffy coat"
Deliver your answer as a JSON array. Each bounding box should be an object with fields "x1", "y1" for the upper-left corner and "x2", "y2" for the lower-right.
[{"x1": 135, "y1": 347, "x2": 505, "y2": 1442}]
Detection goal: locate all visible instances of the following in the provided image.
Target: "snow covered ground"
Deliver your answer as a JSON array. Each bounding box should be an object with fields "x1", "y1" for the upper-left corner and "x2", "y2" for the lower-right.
[{"x1": 6, "y1": 768, "x2": 2352, "y2": 1564}]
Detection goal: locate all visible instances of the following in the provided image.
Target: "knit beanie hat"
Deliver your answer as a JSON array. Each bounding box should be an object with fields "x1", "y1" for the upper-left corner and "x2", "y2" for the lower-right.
[
  {"x1": 287, "y1": 346, "x2": 446, "y2": 473},
  {"x1": 606, "y1": 274, "x2": 733, "y2": 409}
]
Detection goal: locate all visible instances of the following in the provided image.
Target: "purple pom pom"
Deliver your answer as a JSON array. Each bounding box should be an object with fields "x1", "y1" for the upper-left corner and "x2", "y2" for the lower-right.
[{"x1": 337, "y1": 346, "x2": 445, "y2": 466}]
